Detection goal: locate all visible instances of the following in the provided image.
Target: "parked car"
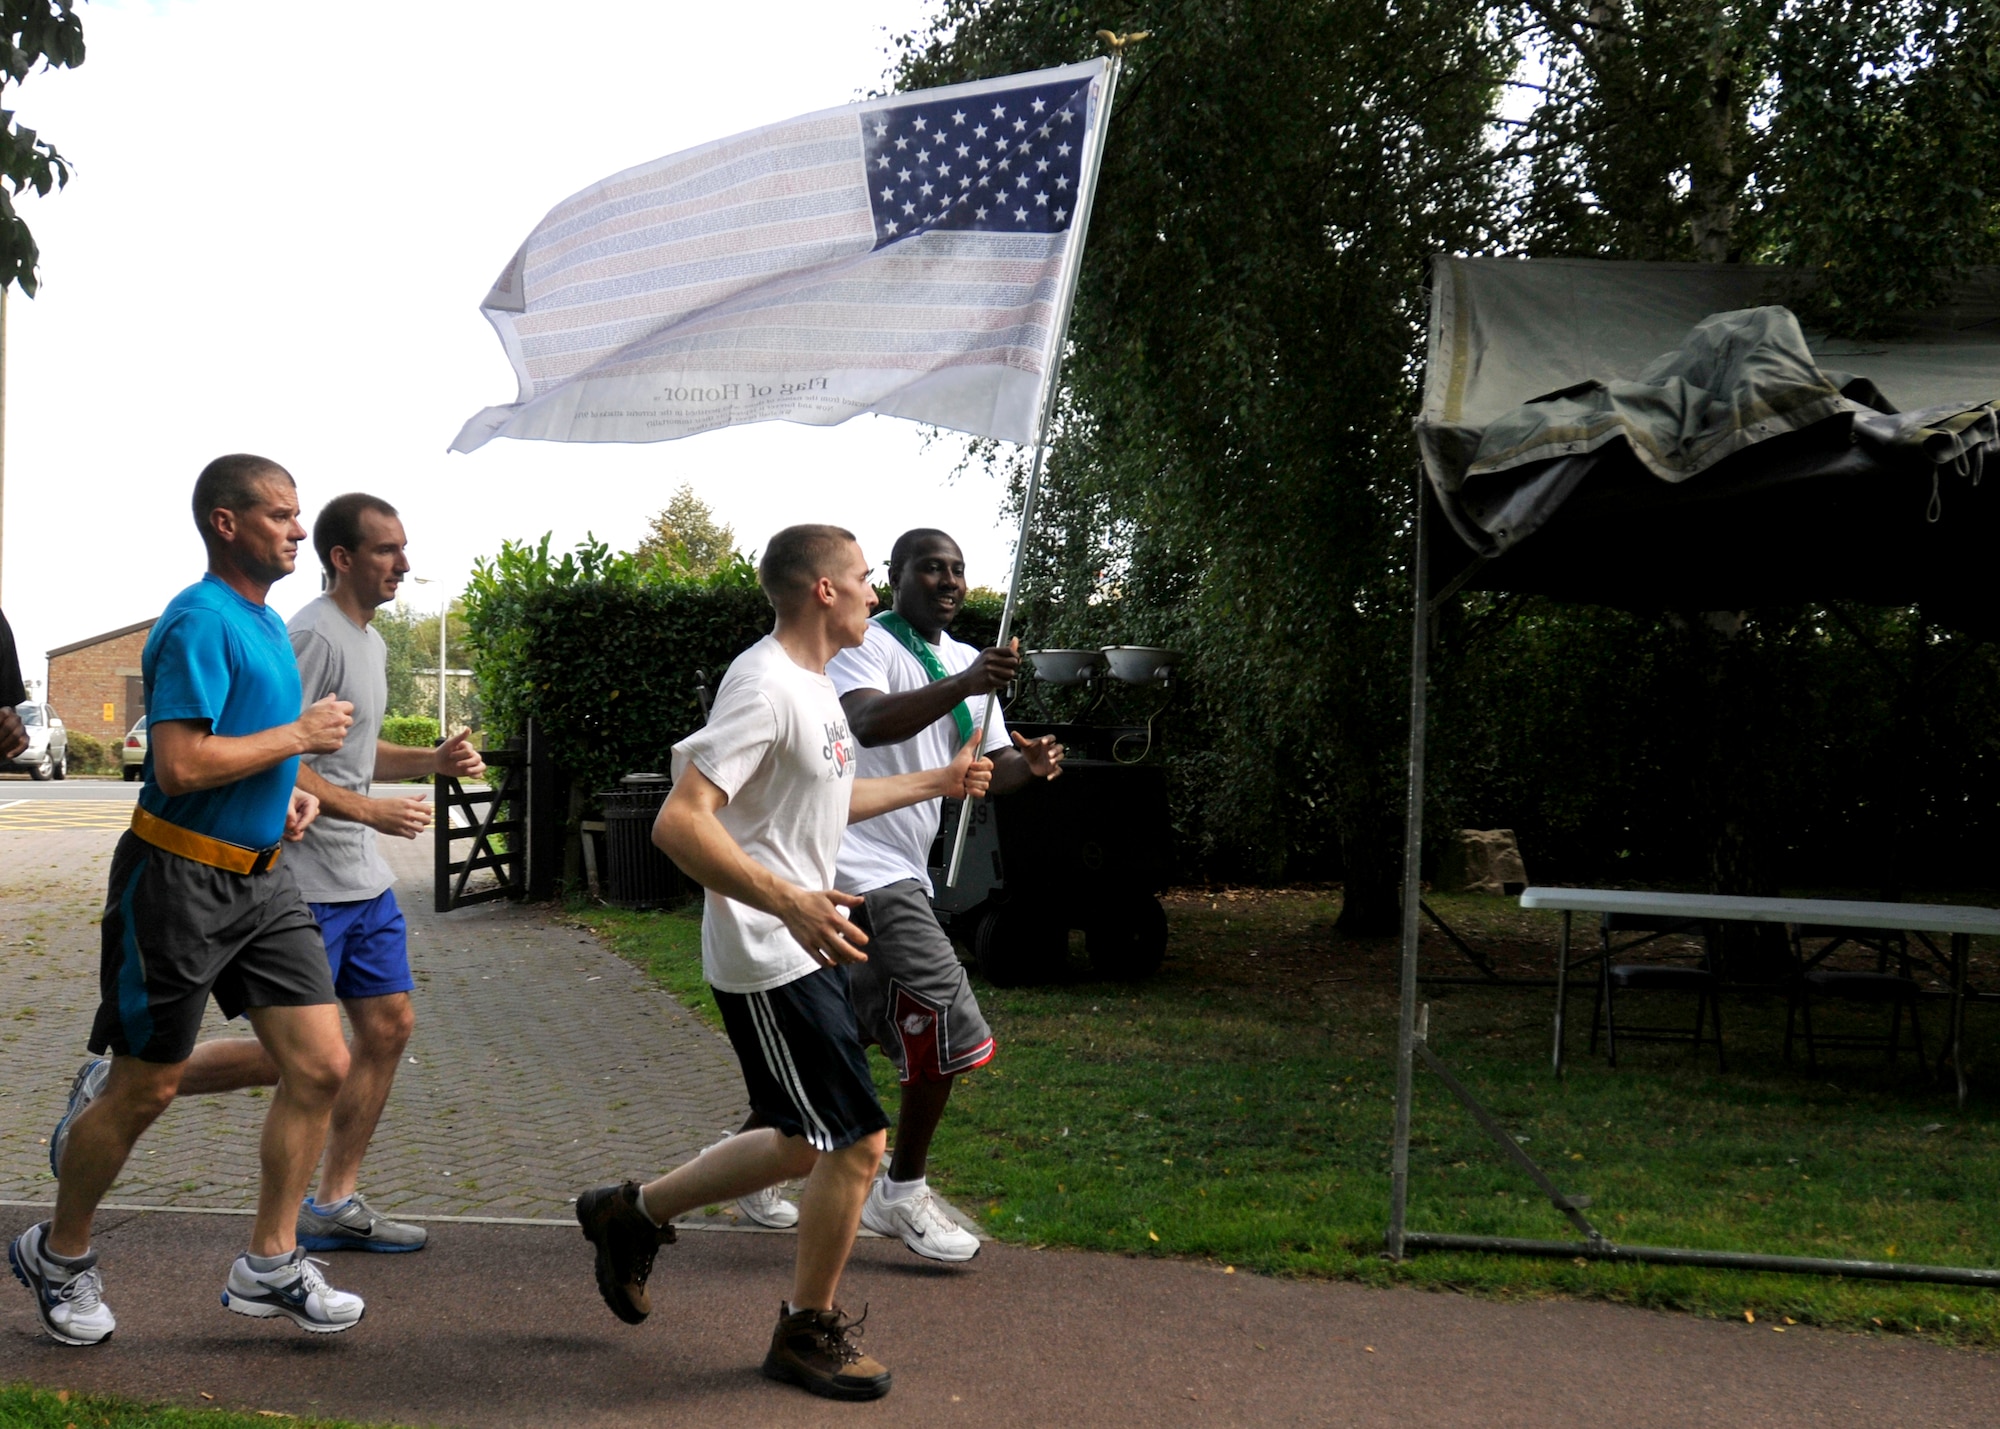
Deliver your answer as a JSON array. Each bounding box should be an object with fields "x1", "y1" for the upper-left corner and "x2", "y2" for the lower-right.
[
  {"x1": 122, "y1": 715, "x2": 148, "y2": 781},
  {"x1": 6, "y1": 702, "x2": 67, "y2": 781}
]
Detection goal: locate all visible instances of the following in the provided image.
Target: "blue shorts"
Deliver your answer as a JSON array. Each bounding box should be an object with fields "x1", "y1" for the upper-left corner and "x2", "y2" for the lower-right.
[{"x1": 308, "y1": 889, "x2": 414, "y2": 1001}]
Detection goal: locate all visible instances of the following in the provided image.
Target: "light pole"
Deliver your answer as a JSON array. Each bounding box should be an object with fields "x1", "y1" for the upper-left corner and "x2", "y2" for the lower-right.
[{"x1": 411, "y1": 577, "x2": 449, "y2": 737}]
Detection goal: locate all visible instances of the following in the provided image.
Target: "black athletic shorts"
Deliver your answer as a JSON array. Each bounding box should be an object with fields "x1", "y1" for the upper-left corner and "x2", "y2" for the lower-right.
[
  {"x1": 713, "y1": 965, "x2": 890, "y2": 1154},
  {"x1": 90, "y1": 831, "x2": 336, "y2": 1063}
]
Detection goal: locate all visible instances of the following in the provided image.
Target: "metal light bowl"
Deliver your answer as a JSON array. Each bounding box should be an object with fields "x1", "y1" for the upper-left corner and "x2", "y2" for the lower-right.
[
  {"x1": 1100, "y1": 646, "x2": 1182, "y2": 685},
  {"x1": 1025, "y1": 649, "x2": 1104, "y2": 686}
]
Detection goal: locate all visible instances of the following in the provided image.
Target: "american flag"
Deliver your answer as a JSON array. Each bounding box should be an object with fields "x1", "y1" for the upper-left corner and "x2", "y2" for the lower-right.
[
  {"x1": 451, "y1": 61, "x2": 1107, "y2": 455},
  {"x1": 863, "y1": 79, "x2": 1090, "y2": 245}
]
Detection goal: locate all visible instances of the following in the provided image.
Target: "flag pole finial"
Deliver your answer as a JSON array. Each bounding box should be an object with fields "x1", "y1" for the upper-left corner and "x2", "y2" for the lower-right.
[{"x1": 1095, "y1": 29, "x2": 1150, "y2": 53}]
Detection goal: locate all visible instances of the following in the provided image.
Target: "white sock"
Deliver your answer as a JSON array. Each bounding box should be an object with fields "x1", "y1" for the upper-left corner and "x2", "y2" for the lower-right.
[
  {"x1": 313, "y1": 1194, "x2": 353, "y2": 1215},
  {"x1": 36, "y1": 1231, "x2": 94, "y2": 1275},
  {"x1": 244, "y1": 1250, "x2": 292, "y2": 1274},
  {"x1": 635, "y1": 1188, "x2": 666, "y2": 1228},
  {"x1": 882, "y1": 1174, "x2": 925, "y2": 1203}
]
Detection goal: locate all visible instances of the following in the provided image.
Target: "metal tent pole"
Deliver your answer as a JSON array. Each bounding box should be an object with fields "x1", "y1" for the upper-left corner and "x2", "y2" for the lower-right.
[
  {"x1": 1386, "y1": 471, "x2": 1431, "y2": 1258},
  {"x1": 945, "y1": 47, "x2": 1128, "y2": 888}
]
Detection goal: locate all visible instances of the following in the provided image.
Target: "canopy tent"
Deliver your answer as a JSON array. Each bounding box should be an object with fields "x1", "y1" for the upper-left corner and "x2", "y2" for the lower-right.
[
  {"x1": 1386, "y1": 257, "x2": 2000, "y2": 1280},
  {"x1": 1415, "y1": 258, "x2": 2000, "y2": 632}
]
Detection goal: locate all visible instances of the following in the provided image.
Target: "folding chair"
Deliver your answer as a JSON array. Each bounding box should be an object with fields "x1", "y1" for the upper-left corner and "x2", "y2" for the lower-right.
[
  {"x1": 1590, "y1": 912, "x2": 1726, "y2": 1070},
  {"x1": 1784, "y1": 924, "x2": 1925, "y2": 1072}
]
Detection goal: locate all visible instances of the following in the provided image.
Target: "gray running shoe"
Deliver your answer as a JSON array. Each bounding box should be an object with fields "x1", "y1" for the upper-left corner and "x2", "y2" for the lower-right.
[
  {"x1": 49, "y1": 1057, "x2": 109, "y2": 1178},
  {"x1": 221, "y1": 1249, "x2": 364, "y2": 1333},
  {"x1": 9, "y1": 1222, "x2": 116, "y2": 1346},
  {"x1": 296, "y1": 1192, "x2": 427, "y2": 1253}
]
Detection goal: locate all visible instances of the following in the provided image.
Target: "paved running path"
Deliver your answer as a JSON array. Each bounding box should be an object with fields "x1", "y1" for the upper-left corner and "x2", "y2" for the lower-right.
[
  {"x1": 5, "y1": 791, "x2": 1999, "y2": 1424},
  {"x1": 3, "y1": 1212, "x2": 1997, "y2": 1427}
]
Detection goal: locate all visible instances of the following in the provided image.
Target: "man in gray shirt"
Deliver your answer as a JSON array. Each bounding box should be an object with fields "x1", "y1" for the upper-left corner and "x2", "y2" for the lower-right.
[{"x1": 52, "y1": 492, "x2": 483, "y2": 1253}]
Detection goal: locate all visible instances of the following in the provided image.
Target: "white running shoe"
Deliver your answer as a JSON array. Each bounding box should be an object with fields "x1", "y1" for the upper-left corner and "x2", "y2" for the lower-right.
[
  {"x1": 705, "y1": 1134, "x2": 799, "y2": 1229},
  {"x1": 860, "y1": 1177, "x2": 981, "y2": 1263},
  {"x1": 9, "y1": 1222, "x2": 116, "y2": 1346},
  {"x1": 221, "y1": 1250, "x2": 365, "y2": 1333}
]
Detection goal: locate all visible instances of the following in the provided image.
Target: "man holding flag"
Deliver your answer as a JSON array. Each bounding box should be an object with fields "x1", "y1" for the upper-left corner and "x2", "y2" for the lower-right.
[
  {"x1": 574, "y1": 524, "x2": 994, "y2": 1402},
  {"x1": 827, "y1": 528, "x2": 1062, "y2": 1260}
]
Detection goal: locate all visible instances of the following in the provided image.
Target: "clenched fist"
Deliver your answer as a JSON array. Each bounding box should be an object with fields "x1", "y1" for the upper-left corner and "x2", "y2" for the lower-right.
[
  {"x1": 369, "y1": 794, "x2": 435, "y2": 840},
  {"x1": 296, "y1": 694, "x2": 354, "y2": 755}
]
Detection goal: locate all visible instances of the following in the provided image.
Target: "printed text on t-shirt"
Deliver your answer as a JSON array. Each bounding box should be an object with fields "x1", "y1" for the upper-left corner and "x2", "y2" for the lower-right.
[{"x1": 823, "y1": 720, "x2": 855, "y2": 779}]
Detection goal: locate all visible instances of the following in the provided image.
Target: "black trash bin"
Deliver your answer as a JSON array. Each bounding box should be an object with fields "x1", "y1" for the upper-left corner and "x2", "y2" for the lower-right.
[{"x1": 600, "y1": 773, "x2": 687, "y2": 909}]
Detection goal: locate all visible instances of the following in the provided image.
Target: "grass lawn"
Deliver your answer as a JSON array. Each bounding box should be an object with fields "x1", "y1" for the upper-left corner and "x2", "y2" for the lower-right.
[
  {"x1": 580, "y1": 886, "x2": 2000, "y2": 1348},
  {"x1": 0, "y1": 1383, "x2": 409, "y2": 1427}
]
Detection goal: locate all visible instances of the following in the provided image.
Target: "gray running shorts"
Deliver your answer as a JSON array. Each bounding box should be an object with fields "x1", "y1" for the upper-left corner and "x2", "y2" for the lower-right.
[
  {"x1": 849, "y1": 879, "x2": 996, "y2": 1086},
  {"x1": 90, "y1": 831, "x2": 336, "y2": 1063}
]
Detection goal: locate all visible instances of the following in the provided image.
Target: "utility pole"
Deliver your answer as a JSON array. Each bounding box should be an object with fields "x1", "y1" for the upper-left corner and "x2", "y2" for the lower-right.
[
  {"x1": 0, "y1": 286, "x2": 10, "y2": 606},
  {"x1": 413, "y1": 576, "x2": 451, "y2": 735}
]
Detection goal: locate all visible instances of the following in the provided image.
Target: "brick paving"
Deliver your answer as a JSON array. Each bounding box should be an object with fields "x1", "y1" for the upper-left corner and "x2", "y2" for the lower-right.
[{"x1": 0, "y1": 822, "x2": 752, "y2": 1221}]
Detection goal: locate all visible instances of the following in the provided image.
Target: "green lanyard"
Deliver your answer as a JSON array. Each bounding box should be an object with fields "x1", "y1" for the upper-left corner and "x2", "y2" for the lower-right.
[{"x1": 874, "y1": 611, "x2": 975, "y2": 744}]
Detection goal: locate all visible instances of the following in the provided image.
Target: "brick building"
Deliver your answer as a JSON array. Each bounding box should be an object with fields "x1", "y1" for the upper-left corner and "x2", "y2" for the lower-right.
[{"x1": 47, "y1": 618, "x2": 156, "y2": 737}]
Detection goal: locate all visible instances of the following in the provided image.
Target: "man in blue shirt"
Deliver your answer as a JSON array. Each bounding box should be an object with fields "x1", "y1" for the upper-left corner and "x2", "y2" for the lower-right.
[{"x1": 10, "y1": 455, "x2": 369, "y2": 1346}]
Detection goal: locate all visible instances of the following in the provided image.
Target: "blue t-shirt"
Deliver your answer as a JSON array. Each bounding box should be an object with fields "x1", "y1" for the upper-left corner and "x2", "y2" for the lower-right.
[{"x1": 138, "y1": 574, "x2": 302, "y2": 850}]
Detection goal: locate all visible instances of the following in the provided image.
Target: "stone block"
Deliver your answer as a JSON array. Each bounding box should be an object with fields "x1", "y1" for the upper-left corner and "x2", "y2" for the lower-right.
[{"x1": 1436, "y1": 828, "x2": 1529, "y2": 895}]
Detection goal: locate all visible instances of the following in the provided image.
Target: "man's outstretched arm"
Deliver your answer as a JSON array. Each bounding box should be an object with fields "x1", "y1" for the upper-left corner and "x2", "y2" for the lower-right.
[
  {"x1": 654, "y1": 766, "x2": 870, "y2": 967},
  {"x1": 847, "y1": 734, "x2": 992, "y2": 823}
]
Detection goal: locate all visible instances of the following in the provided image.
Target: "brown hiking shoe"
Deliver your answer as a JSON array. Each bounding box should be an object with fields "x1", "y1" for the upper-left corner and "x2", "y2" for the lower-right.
[
  {"x1": 762, "y1": 1302, "x2": 892, "y2": 1401},
  {"x1": 574, "y1": 1181, "x2": 674, "y2": 1325}
]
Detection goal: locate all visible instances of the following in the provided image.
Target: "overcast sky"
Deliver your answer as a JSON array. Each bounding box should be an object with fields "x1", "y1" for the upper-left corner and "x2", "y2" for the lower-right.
[{"x1": 3, "y1": 0, "x2": 1021, "y2": 693}]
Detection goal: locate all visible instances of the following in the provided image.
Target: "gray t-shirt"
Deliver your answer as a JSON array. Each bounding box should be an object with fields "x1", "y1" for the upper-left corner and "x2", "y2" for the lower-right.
[{"x1": 286, "y1": 595, "x2": 395, "y2": 904}]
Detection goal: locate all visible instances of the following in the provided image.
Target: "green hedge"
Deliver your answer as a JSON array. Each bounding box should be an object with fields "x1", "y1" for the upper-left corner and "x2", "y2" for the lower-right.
[
  {"x1": 381, "y1": 714, "x2": 440, "y2": 748},
  {"x1": 464, "y1": 535, "x2": 769, "y2": 806},
  {"x1": 464, "y1": 534, "x2": 1007, "y2": 811},
  {"x1": 63, "y1": 729, "x2": 116, "y2": 774}
]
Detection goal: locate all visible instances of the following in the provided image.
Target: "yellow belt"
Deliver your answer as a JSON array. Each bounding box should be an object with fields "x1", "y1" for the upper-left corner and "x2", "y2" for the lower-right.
[{"x1": 130, "y1": 805, "x2": 283, "y2": 875}]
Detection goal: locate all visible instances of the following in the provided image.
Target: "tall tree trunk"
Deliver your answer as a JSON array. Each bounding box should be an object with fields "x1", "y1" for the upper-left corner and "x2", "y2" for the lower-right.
[
  {"x1": 1682, "y1": 612, "x2": 1788, "y2": 980},
  {"x1": 1689, "y1": 21, "x2": 1742, "y2": 262}
]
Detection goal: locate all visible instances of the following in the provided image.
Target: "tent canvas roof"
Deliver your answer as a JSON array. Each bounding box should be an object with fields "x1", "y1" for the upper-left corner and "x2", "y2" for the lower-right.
[
  {"x1": 1415, "y1": 258, "x2": 2000, "y2": 629},
  {"x1": 1424, "y1": 257, "x2": 2000, "y2": 428}
]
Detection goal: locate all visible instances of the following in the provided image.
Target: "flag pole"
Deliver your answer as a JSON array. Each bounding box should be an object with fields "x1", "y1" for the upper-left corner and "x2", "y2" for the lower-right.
[{"x1": 946, "y1": 33, "x2": 1141, "y2": 889}]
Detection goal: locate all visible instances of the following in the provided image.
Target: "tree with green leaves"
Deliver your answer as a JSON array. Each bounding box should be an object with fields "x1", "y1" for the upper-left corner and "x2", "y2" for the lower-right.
[
  {"x1": 372, "y1": 600, "x2": 425, "y2": 719},
  {"x1": 892, "y1": 1, "x2": 2000, "y2": 932},
  {"x1": 896, "y1": 2, "x2": 1514, "y2": 931},
  {"x1": 634, "y1": 482, "x2": 741, "y2": 578},
  {"x1": 1507, "y1": 0, "x2": 2000, "y2": 328},
  {"x1": 0, "y1": 0, "x2": 84, "y2": 295}
]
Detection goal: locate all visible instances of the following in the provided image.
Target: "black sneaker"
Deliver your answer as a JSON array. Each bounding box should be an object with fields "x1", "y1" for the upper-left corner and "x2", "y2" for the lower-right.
[
  {"x1": 574, "y1": 1181, "x2": 673, "y2": 1325},
  {"x1": 762, "y1": 1303, "x2": 892, "y2": 1401}
]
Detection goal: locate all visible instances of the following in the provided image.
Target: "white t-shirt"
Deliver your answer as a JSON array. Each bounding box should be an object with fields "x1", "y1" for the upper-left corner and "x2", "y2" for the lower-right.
[
  {"x1": 828, "y1": 620, "x2": 1010, "y2": 895},
  {"x1": 670, "y1": 635, "x2": 858, "y2": 994}
]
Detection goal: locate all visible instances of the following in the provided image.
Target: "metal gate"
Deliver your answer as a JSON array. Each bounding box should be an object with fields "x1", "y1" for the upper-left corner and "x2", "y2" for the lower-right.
[
  {"x1": 432, "y1": 720, "x2": 564, "y2": 913},
  {"x1": 434, "y1": 744, "x2": 525, "y2": 912}
]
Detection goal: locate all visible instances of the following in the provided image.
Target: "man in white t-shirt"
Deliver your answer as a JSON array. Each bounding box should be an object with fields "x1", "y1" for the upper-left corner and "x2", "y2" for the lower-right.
[
  {"x1": 827, "y1": 528, "x2": 1063, "y2": 1262},
  {"x1": 574, "y1": 524, "x2": 991, "y2": 1405}
]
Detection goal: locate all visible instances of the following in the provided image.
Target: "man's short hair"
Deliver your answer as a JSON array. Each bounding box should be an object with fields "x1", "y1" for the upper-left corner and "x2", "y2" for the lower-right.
[
  {"x1": 758, "y1": 524, "x2": 858, "y2": 610},
  {"x1": 887, "y1": 527, "x2": 958, "y2": 583},
  {"x1": 314, "y1": 492, "x2": 401, "y2": 577},
  {"x1": 192, "y1": 454, "x2": 294, "y2": 547}
]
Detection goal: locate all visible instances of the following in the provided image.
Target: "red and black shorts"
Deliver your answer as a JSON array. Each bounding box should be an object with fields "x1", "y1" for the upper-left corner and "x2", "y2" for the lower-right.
[{"x1": 848, "y1": 879, "x2": 996, "y2": 1086}]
